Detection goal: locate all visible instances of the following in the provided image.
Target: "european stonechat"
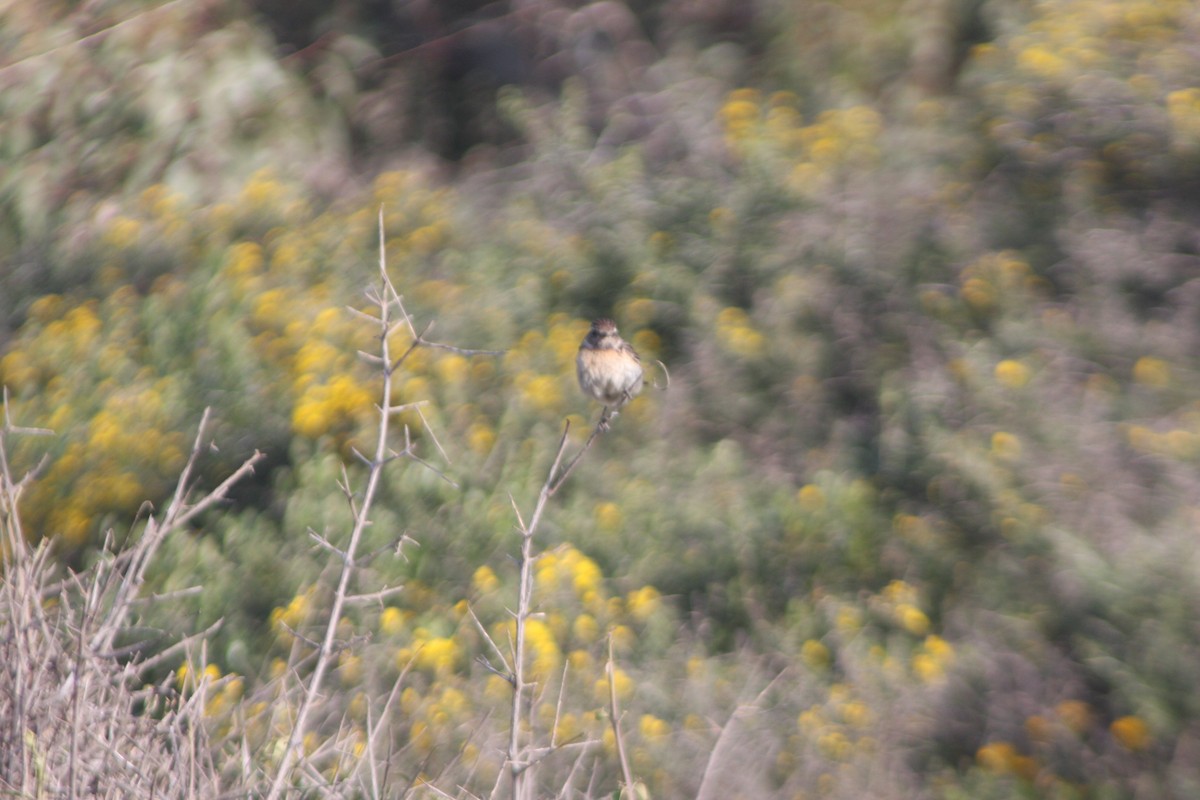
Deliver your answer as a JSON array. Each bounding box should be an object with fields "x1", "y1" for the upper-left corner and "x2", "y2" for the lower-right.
[{"x1": 576, "y1": 318, "x2": 644, "y2": 428}]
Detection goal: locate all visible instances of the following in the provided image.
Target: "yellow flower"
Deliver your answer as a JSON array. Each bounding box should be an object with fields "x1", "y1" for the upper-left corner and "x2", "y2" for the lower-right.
[
  {"x1": 626, "y1": 586, "x2": 661, "y2": 622},
  {"x1": 439, "y1": 687, "x2": 468, "y2": 718},
  {"x1": 346, "y1": 692, "x2": 368, "y2": 723},
  {"x1": 708, "y1": 207, "x2": 735, "y2": 230},
  {"x1": 923, "y1": 635, "x2": 955, "y2": 664},
  {"x1": 1133, "y1": 356, "x2": 1171, "y2": 388},
  {"x1": 1017, "y1": 45, "x2": 1067, "y2": 79},
  {"x1": 467, "y1": 421, "x2": 496, "y2": 455},
  {"x1": 415, "y1": 636, "x2": 461, "y2": 674},
  {"x1": 273, "y1": 589, "x2": 313, "y2": 632},
  {"x1": 328, "y1": 374, "x2": 373, "y2": 416},
  {"x1": 1055, "y1": 700, "x2": 1092, "y2": 734},
  {"x1": 610, "y1": 624, "x2": 636, "y2": 652},
  {"x1": 524, "y1": 618, "x2": 562, "y2": 680},
  {"x1": 175, "y1": 662, "x2": 193, "y2": 691},
  {"x1": 1110, "y1": 716, "x2": 1150, "y2": 751},
  {"x1": 240, "y1": 168, "x2": 287, "y2": 209},
  {"x1": 801, "y1": 639, "x2": 831, "y2": 670},
  {"x1": 572, "y1": 613, "x2": 600, "y2": 644},
  {"x1": 1167, "y1": 88, "x2": 1200, "y2": 143},
  {"x1": 338, "y1": 653, "x2": 363, "y2": 687},
  {"x1": 380, "y1": 607, "x2": 405, "y2": 636},
  {"x1": 991, "y1": 431, "x2": 1022, "y2": 462},
  {"x1": 912, "y1": 653, "x2": 943, "y2": 682},
  {"x1": 0, "y1": 350, "x2": 35, "y2": 388},
  {"x1": 595, "y1": 667, "x2": 634, "y2": 704},
  {"x1": 225, "y1": 242, "x2": 265, "y2": 278},
  {"x1": 961, "y1": 277, "x2": 995, "y2": 311},
  {"x1": 568, "y1": 550, "x2": 603, "y2": 597},
  {"x1": 409, "y1": 720, "x2": 433, "y2": 753},
  {"x1": 639, "y1": 714, "x2": 670, "y2": 740},
  {"x1": 882, "y1": 579, "x2": 917, "y2": 605},
  {"x1": 835, "y1": 606, "x2": 862, "y2": 633},
  {"x1": 103, "y1": 216, "x2": 141, "y2": 249},
  {"x1": 292, "y1": 393, "x2": 332, "y2": 439},
  {"x1": 797, "y1": 484, "x2": 825, "y2": 512},
  {"x1": 797, "y1": 706, "x2": 823, "y2": 733},
  {"x1": 521, "y1": 374, "x2": 563, "y2": 413},
  {"x1": 1166, "y1": 429, "x2": 1198, "y2": 459},
  {"x1": 648, "y1": 230, "x2": 673, "y2": 255},
  {"x1": 976, "y1": 741, "x2": 1018, "y2": 773},
  {"x1": 473, "y1": 565, "x2": 500, "y2": 595},
  {"x1": 897, "y1": 604, "x2": 930, "y2": 636},
  {"x1": 726, "y1": 87, "x2": 761, "y2": 105},
  {"x1": 176, "y1": 662, "x2": 220, "y2": 692},
  {"x1": 568, "y1": 649, "x2": 593, "y2": 672},
  {"x1": 719, "y1": 99, "x2": 761, "y2": 125},
  {"x1": 809, "y1": 136, "x2": 842, "y2": 165},
  {"x1": 715, "y1": 307, "x2": 766, "y2": 357},
  {"x1": 249, "y1": 287, "x2": 284, "y2": 328},
  {"x1": 594, "y1": 501, "x2": 623, "y2": 532},
  {"x1": 407, "y1": 224, "x2": 444, "y2": 254},
  {"x1": 817, "y1": 730, "x2": 852, "y2": 761},
  {"x1": 1025, "y1": 714, "x2": 1052, "y2": 743},
  {"x1": 994, "y1": 359, "x2": 1030, "y2": 388},
  {"x1": 1126, "y1": 424, "x2": 1158, "y2": 453},
  {"x1": 555, "y1": 712, "x2": 581, "y2": 743},
  {"x1": 28, "y1": 293, "x2": 64, "y2": 322},
  {"x1": 840, "y1": 701, "x2": 871, "y2": 728},
  {"x1": 623, "y1": 297, "x2": 655, "y2": 327},
  {"x1": 436, "y1": 354, "x2": 469, "y2": 384}
]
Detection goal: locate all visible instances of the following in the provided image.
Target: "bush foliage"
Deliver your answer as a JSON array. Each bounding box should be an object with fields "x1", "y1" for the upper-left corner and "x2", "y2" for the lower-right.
[{"x1": 5, "y1": 0, "x2": 1200, "y2": 796}]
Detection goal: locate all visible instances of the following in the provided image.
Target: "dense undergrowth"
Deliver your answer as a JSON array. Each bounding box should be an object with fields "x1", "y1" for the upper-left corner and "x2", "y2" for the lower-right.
[{"x1": 5, "y1": 0, "x2": 1200, "y2": 797}]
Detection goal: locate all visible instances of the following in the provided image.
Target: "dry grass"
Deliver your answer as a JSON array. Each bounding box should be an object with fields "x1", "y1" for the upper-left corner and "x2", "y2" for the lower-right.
[{"x1": 0, "y1": 399, "x2": 262, "y2": 798}]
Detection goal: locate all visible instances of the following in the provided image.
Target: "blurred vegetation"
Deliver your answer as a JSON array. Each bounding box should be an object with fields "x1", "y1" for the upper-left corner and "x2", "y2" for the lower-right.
[{"x1": 5, "y1": 0, "x2": 1200, "y2": 796}]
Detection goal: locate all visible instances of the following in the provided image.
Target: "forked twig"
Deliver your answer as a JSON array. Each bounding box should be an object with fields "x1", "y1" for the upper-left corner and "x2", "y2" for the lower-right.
[
  {"x1": 546, "y1": 417, "x2": 608, "y2": 497},
  {"x1": 606, "y1": 634, "x2": 636, "y2": 798}
]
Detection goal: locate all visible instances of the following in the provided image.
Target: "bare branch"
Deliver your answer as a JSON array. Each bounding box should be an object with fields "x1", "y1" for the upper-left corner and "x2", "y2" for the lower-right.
[
  {"x1": 415, "y1": 405, "x2": 451, "y2": 465},
  {"x1": 308, "y1": 529, "x2": 346, "y2": 558},
  {"x1": 122, "y1": 618, "x2": 227, "y2": 676},
  {"x1": 468, "y1": 603, "x2": 513, "y2": 677},
  {"x1": 695, "y1": 669, "x2": 790, "y2": 800},
  {"x1": 164, "y1": 405, "x2": 213, "y2": 522},
  {"x1": 403, "y1": 449, "x2": 461, "y2": 489},
  {"x1": 357, "y1": 350, "x2": 386, "y2": 364},
  {"x1": 385, "y1": 400, "x2": 429, "y2": 415},
  {"x1": 546, "y1": 418, "x2": 607, "y2": 497},
  {"x1": 342, "y1": 585, "x2": 407, "y2": 605},
  {"x1": 606, "y1": 635, "x2": 636, "y2": 797},
  {"x1": 424, "y1": 341, "x2": 508, "y2": 356},
  {"x1": 345, "y1": 305, "x2": 380, "y2": 323}
]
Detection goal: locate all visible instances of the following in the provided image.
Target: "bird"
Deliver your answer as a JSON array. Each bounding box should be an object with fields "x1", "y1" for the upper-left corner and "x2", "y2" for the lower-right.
[{"x1": 576, "y1": 317, "x2": 644, "y2": 429}]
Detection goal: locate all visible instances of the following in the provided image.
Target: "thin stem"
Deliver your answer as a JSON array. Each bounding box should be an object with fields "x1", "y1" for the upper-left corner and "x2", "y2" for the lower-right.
[
  {"x1": 266, "y1": 211, "x2": 399, "y2": 800},
  {"x1": 505, "y1": 425, "x2": 574, "y2": 800},
  {"x1": 547, "y1": 417, "x2": 608, "y2": 497},
  {"x1": 606, "y1": 635, "x2": 636, "y2": 797}
]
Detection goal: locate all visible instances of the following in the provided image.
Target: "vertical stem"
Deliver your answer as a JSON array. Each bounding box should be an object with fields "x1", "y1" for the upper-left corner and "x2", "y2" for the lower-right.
[
  {"x1": 266, "y1": 216, "x2": 398, "y2": 800},
  {"x1": 507, "y1": 425, "x2": 573, "y2": 800},
  {"x1": 606, "y1": 635, "x2": 635, "y2": 797},
  {"x1": 508, "y1": 524, "x2": 533, "y2": 800}
]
